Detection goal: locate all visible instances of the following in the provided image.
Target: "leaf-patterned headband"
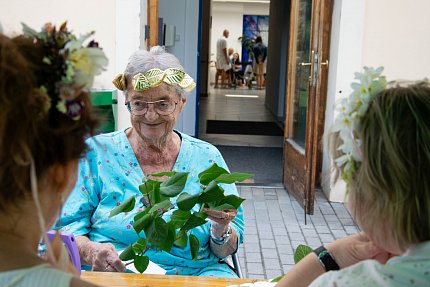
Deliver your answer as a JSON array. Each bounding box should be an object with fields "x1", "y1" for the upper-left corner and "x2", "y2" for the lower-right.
[{"x1": 112, "y1": 68, "x2": 196, "y2": 93}]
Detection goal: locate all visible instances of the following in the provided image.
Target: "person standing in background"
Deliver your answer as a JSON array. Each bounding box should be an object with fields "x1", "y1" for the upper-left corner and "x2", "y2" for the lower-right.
[
  {"x1": 252, "y1": 36, "x2": 267, "y2": 90},
  {"x1": 215, "y1": 29, "x2": 230, "y2": 88}
]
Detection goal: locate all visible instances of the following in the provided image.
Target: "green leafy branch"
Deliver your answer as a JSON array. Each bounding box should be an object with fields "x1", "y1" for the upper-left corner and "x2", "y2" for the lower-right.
[
  {"x1": 238, "y1": 35, "x2": 254, "y2": 59},
  {"x1": 109, "y1": 163, "x2": 253, "y2": 273}
]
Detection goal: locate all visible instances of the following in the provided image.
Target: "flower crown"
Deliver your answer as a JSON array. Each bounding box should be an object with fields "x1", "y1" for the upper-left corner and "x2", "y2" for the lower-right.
[
  {"x1": 23, "y1": 22, "x2": 108, "y2": 120},
  {"x1": 112, "y1": 68, "x2": 196, "y2": 93},
  {"x1": 331, "y1": 67, "x2": 387, "y2": 182}
]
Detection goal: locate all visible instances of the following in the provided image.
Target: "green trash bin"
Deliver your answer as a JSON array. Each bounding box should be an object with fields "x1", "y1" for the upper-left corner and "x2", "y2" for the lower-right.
[{"x1": 90, "y1": 90, "x2": 117, "y2": 133}]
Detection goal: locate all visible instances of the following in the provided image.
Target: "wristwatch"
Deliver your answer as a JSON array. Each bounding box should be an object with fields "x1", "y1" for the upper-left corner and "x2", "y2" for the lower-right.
[
  {"x1": 211, "y1": 225, "x2": 232, "y2": 245},
  {"x1": 313, "y1": 246, "x2": 340, "y2": 271}
]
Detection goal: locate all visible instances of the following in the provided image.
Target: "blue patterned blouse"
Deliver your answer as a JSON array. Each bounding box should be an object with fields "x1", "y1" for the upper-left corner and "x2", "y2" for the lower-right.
[{"x1": 60, "y1": 129, "x2": 244, "y2": 277}]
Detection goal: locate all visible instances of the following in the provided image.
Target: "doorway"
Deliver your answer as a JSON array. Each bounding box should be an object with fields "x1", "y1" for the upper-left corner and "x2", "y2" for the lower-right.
[{"x1": 198, "y1": 0, "x2": 284, "y2": 184}]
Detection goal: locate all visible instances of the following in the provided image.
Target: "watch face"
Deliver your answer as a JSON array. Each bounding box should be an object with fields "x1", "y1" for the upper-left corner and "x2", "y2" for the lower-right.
[
  {"x1": 315, "y1": 248, "x2": 340, "y2": 271},
  {"x1": 222, "y1": 226, "x2": 232, "y2": 239},
  {"x1": 318, "y1": 250, "x2": 329, "y2": 259}
]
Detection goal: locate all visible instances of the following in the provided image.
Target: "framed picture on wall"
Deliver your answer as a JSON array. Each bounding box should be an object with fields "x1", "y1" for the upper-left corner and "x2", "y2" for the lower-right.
[{"x1": 242, "y1": 15, "x2": 269, "y2": 66}]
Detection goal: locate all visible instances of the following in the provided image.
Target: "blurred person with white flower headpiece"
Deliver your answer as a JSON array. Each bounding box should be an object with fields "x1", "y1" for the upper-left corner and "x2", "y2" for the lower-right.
[{"x1": 276, "y1": 68, "x2": 430, "y2": 286}]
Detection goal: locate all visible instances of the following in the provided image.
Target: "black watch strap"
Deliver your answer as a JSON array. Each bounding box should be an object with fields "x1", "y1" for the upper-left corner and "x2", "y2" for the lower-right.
[{"x1": 313, "y1": 246, "x2": 340, "y2": 271}]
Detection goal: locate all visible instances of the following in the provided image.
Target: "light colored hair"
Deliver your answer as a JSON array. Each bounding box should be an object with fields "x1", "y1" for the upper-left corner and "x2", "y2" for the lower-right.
[
  {"x1": 330, "y1": 81, "x2": 430, "y2": 251},
  {"x1": 123, "y1": 46, "x2": 186, "y2": 98}
]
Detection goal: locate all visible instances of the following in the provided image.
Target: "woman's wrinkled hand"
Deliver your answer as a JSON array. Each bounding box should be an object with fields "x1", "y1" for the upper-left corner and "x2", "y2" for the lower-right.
[
  {"x1": 326, "y1": 232, "x2": 394, "y2": 269},
  {"x1": 83, "y1": 241, "x2": 126, "y2": 272},
  {"x1": 204, "y1": 208, "x2": 237, "y2": 225},
  {"x1": 204, "y1": 208, "x2": 237, "y2": 237}
]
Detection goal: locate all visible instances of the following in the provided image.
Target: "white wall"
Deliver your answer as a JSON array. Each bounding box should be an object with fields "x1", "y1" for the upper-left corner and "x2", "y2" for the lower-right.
[
  {"x1": 0, "y1": 0, "x2": 142, "y2": 131},
  {"x1": 362, "y1": 0, "x2": 430, "y2": 80},
  {"x1": 322, "y1": 0, "x2": 430, "y2": 202},
  {"x1": 159, "y1": 0, "x2": 200, "y2": 136},
  {"x1": 322, "y1": 0, "x2": 366, "y2": 202},
  {"x1": 211, "y1": 2, "x2": 269, "y2": 64},
  {"x1": 115, "y1": 0, "x2": 142, "y2": 130},
  {"x1": 0, "y1": 0, "x2": 117, "y2": 88}
]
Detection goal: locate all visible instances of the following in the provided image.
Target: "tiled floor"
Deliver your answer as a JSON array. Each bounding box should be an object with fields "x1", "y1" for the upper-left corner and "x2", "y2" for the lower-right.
[
  {"x1": 198, "y1": 87, "x2": 283, "y2": 147},
  {"x1": 236, "y1": 186, "x2": 359, "y2": 280},
  {"x1": 197, "y1": 87, "x2": 359, "y2": 280}
]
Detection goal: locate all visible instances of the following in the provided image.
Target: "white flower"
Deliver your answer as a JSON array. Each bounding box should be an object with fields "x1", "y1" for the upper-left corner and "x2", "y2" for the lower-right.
[
  {"x1": 69, "y1": 47, "x2": 108, "y2": 89},
  {"x1": 332, "y1": 66, "x2": 387, "y2": 181}
]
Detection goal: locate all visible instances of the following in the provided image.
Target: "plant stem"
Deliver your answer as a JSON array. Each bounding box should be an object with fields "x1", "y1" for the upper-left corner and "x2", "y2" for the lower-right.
[
  {"x1": 125, "y1": 261, "x2": 134, "y2": 267},
  {"x1": 145, "y1": 181, "x2": 152, "y2": 207},
  {"x1": 199, "y1": 203, "x2": 206, "y2": 213},
  {"x1": 174, "y1": 231, "x2": 186, "y2": 241}
]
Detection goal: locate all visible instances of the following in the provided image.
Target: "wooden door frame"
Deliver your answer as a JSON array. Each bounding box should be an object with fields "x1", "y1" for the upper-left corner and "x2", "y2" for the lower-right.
[
  {"x1": 283, "y1": 0, "x2": 332, "y2": 214},
  {"x1": 311, "y1": 0, "x2": 332, "y2": 193},
  {"x1": 147, "y1": 0, "x2": 159, "y2": 48}
]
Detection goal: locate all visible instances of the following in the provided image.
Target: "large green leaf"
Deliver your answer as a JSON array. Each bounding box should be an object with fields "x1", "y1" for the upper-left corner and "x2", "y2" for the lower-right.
[
  {"x1": 139, "y1": 180, "x2": 161, "y2": 204},
  {"x1": 176, "y1": 192, "x2": 199, "y2": 211},
  {"x1": 149, "y1": 180, "x2": 161, "y2": 204},
  {"x1": 197, "y1": 181, "x2": 225, "y2": 203},
  {"x1": 270, "y1": 275, "x2": 285, "y2": 282},
  {"x1": 132, "y1": 238, "x2": 147, "y2": 254},
  {"x1": 209, "y1": 203, "x2": 236, "y2": 211},
  {"x1": 174, "y1": 230, "x2": 188, "y2": 247},
  {"x1": 149, "y1": 171, "x2": 175, "y2": 177},
  {"x1": 119, "y1": 245, "x2": 135, "y2": 261},
  {"x1": 147, "y1": 199, "x2": 172, "y2": 215},
  {"x1": 180, "y1": 213, "x2": 207, "y2": 232},
  {"x1": 198, "y1": 163, "x2": 229, "y2": 185},
  {"x1": 144, "y1": 217, "x2": 170, "y2": 251},
  {"x1": 189, "y1": 234, "x2": 200, "y2": 260},
  {"x1": 170, "y1": 210, "x2": 191, "y2": 229},
  {"x1": 294, "y1": 244, "x2": 313, "y2": 264},
  {"x1": 134, "y1": 206, "x2": 151, "y2": 222},
  {"x1": 164, "y1": 222, "x2": 176, "y2": 252},
  {"x1": 194, "y1": 211, "x2": 208, "y2": 220},
  {"x1": 160, "y1": 172, "x2": 189, "y2": 197},
  {"x1": 218, "y1": 194, "x2": 245, "y2": 209},
  {"x1": 134, "y1": 255, "x2": 150, "y2": 273},
  {"x1": 133, "y1": 213, "x2": 153, "y2": 233},
  {"x1": 109, "y1": 196, "x2": 136, "y2": 218},
  {"x1": 214, "y1": 172, "x2": 254, "y2": 184},
  {"x1": 139, "y1": 179, "x2": 161, "y2": 194}
]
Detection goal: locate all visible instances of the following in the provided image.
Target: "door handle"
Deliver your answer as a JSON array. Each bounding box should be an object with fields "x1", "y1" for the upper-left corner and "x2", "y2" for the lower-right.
[
  {"x1": 321, "y1": 59, "x2": 329, "y2": 68},
  {"x1": 319, "y1": 50, "x2": 329, "y2": 69},
  {"x1": 299, "y1": 50, "x2": 315, "y2": 84}
]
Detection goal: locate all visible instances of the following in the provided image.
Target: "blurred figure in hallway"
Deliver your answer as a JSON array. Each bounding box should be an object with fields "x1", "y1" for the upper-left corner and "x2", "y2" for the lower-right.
[
  {"x1": 215, "y1": 29, "x2": 231, "y2": 88},
  {"x1": 252, "y1": 36, "x2": 267, "y2": 90},
  {"x1": 231, "y1": 52, "x2": 244, "y2": 87}
]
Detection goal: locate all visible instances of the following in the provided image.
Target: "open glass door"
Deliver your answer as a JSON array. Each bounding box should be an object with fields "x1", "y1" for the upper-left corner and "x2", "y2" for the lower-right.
[{"x1": 283, "y1": 0, "x2": 332, "y2": 214}]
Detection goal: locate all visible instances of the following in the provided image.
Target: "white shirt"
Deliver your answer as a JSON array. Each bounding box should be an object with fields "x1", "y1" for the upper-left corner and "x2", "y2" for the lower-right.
[
  {"x1": 0, "y1": 264, "x2": 73, "y2": 287},
  {"x1": 310, "y1": 241, "x2": 430, "y2": 286},
  {"x1": 216, "y1": 36, "x2": 230, "y2": 70}
]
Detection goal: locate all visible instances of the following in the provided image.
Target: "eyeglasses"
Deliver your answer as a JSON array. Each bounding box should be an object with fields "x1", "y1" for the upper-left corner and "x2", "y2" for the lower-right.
[{"x1": 125, "y1": 99, "x2": 178, "y2": 116}]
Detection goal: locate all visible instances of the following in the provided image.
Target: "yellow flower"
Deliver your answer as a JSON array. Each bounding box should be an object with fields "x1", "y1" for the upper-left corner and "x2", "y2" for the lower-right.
[
  {"x1": 69, "y1": 49, "x2": 92, "y2": 74},
  {"x1": 56, "y1": 99, "x2": 67, "y2": 114}
]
